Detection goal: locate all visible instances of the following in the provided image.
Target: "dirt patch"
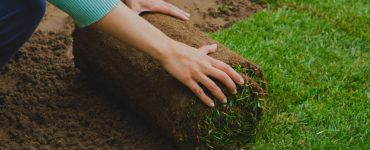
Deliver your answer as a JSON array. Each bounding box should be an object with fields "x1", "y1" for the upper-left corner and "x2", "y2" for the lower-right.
[
  {"x1": 0, "y1": 29, "x2": 174, "y2": 149},
  {"x1": 166, "y1": 0, "x2": 265, "y2": 32},
  {"x1": 0, "y1": 1, "x2": 264, "y2": 149}
]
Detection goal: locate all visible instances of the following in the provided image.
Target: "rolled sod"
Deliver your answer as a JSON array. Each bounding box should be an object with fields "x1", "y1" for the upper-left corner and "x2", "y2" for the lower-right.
[{"x1": 73, "y1": 14, "x2": 267, "y2": 149}]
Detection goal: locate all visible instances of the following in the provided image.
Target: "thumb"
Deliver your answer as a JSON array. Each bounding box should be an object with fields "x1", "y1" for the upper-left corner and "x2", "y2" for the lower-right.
[{"x1": 199, "y1": 44, "x2": 218, "y2": 55}]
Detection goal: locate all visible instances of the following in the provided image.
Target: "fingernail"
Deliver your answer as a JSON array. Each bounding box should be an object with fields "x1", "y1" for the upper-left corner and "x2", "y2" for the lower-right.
[
  {"x1": 210, "y1": 44, "x2": 217, "y2": 48},
  {"x1": 186, "y1": 12, "x2": 191, "y2": 17},
  {"x1": 222, "y1": 98, "x2": 227, "y2": 103},
  {"x1": 233, "y1": 89, "x2": 237, "y2": 94},
  {"x1": 239, "y1": 78, "x2": 245, "y2": 85},
  {"x1": 210, "y1": 102, "x2": 215, "y2": 107}
]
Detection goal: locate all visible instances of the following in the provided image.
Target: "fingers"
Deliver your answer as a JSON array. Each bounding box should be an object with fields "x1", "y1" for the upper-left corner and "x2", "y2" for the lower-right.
[
  {"x1": 185, "y1": 80, "x2": 215, "y2": 107},
  {"x1": 196, "y1": 74, "x2": 227, "y2": 104},
  {"x1": 165, "y1": 3, "x2": 190, "y2": 18},
  {"x1": 206, "y1": 67, "x2": 238, "y2": 94},
  {"x1": 212, "y1": 60, "x2": 245, "y2": 86},
  {"x1": 199, "y1": 44, "x2": 218, "y2": 55},
  {"x1": 125, "y1": 0, "x2": 190, "y2": 20},
  {"x1": 155, "y1": 2, "x2": 190, "y2": 20}
]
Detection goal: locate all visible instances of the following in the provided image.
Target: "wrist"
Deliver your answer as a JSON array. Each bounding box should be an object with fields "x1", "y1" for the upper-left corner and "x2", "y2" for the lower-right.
[{"x1": 149, "y1": 38, "x2": 178, "y2": 62}]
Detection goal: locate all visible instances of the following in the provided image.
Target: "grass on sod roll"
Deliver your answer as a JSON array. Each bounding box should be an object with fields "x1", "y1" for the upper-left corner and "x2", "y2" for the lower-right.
[
  {"x1": 184, "y1": 65, "x2": 265, "y2": 149},
  {"x1": 210, "y1": 0, "x2": 369, "y2": 149}
]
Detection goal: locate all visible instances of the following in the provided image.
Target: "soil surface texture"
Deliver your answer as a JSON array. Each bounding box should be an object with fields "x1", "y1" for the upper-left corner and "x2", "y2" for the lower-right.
[
  {"x1": 166, "y1": 0, "x2": 265, "y2": 32},
  {"x1": 0, "y1": 1, "x2": 264, "y2": 149}
]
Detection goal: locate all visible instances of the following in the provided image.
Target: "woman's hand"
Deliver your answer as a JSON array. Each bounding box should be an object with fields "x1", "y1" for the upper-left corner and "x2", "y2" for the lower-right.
[
  {"x1": 160, "y1": 41, "x2": 245, "y2": 107},
  {"x1": 123, "y1": 0, "x2": 190, "y2": 21}
]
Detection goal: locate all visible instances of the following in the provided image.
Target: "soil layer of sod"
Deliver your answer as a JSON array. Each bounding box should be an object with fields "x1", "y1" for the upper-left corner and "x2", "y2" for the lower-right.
[
  {"x1": 0, "y1": 1, "x2": 264, "y2": 149},
  {"x1": 73, "y1": 14, "x2": 267, "y2": 149}
]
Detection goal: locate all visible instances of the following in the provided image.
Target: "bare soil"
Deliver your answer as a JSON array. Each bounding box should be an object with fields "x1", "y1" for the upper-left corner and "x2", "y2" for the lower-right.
[
  {"x1": 166, "y1": 0, "x2": 265, "y2": 31},
  {"x1": 0, "y1": 1, "x2": 264, "y2": 149}
]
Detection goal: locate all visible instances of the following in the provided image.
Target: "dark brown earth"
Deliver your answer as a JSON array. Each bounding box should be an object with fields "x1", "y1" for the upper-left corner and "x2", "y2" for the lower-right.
[
  {"x1": 0, "y1": 1, "x2": 264, "y2": 149},
  {"x1": 166, "y1": 0, "x2": 265, "y2": 31}
]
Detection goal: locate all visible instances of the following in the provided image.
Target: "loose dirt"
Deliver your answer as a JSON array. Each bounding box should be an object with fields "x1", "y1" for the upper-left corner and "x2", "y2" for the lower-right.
[
  {"x1": 0, "y1": 1, "x2": 264, "y2": 149},
  {"x1": 166, "y1": 0, "x2": 265, "y2": 31}
]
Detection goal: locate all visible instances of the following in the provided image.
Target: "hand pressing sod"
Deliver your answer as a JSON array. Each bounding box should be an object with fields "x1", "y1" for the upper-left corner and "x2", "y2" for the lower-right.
[
  {"x1": 93, "y1": 1, "x2": 244, "y2": 107},
  {"x1": 124, "y1": 0, "x2": 190, "y2": 21},
  {"x1": 160, "y1": 42, "x2": 245, "y2": 107}
]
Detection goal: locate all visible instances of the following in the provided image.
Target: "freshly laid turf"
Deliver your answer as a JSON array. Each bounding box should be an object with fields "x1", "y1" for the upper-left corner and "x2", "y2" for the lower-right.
[{"x1": 211, "y1": 0, "x2": 369, "y2": 149}]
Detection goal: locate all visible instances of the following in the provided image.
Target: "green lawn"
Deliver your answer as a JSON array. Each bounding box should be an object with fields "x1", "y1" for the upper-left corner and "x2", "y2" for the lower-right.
[{"x1": 211, "y1": 0, "x2": 369, "y2": 149}]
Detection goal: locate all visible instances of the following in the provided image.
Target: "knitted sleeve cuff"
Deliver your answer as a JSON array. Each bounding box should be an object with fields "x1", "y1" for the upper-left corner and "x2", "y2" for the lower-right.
[{"x1": 48, "y1": 0, "x2": 120, "y2": 27}]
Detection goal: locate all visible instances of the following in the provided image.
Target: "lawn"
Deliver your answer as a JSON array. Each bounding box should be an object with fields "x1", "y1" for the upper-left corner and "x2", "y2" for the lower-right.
[{"x1": 211, "y1": 0, "x2": 369, "y2": 149}]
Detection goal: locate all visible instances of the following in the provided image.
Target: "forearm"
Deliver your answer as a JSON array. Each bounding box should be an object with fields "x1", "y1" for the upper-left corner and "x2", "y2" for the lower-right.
[
  {"x1": 49, "y1": 0, "x2": 182, "y2": 60},
  {"x1": 90, "y1": 2, "x2": 176, "y2": 61}
]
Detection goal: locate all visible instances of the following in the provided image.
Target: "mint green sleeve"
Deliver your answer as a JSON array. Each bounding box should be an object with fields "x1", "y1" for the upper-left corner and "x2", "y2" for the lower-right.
[{"x1": 48, "y1": 0, "x2": 120, "y2": 28}]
